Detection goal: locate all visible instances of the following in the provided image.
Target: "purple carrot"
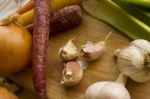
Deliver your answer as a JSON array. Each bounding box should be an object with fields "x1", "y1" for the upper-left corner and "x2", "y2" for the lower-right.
[
  {"x1": 32, "y1": 0, "x2": 50, "y2": 99},
  {"x1": 26, "y1": 5, "x2": 82, "y2": 34}
]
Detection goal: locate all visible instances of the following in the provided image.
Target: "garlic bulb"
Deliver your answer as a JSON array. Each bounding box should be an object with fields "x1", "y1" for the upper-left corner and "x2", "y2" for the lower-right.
[
  {"x1": 81, "y1": 41, "x2": 105, "y2": 61},
  {"x1": 59, "y1": 38, "x2": 78, "y2": 61},
  {"x1": 85, "y1": 73, "x2": 130, "y2": 99},
  {"x1": 116, "y1": 39, "x2": 150, "y2": 82},
  {"x1": 130, "y1": 39, "x2": 150, "y2": 53},
  {"x1": 61, "y1": 61, "x2": 83, "y2": 86}
]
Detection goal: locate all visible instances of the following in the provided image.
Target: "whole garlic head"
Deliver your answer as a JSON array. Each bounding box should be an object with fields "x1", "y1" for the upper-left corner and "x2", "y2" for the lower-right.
[
  {"x1": 116, "y1": 39, "x2": 150, "y2": 82},
  {"x1": 59, "y1": 38, "x2": 78, "y2": 61},
  {"x1": 130, "y1": 39, "x2": 150, "y2": 53},
  {"x1": 85, "y1": 81, "x2": 130, "y2": 99}
]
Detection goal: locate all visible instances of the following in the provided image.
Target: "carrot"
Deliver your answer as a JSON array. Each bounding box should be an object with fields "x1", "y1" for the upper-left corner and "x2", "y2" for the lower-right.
[
  {"x1": 18, "y1": 0, "x2": 81, "y2": 26},
  {"x1": 16, "y1": 0, "x2": 33, "y2": 14},
  {"x1": 50, "y1": 5, "x2": 82, "y2": 33},
  {"x1": 32, "y1": 0, "x2": 50, "y2": 99},
  {"x1": 26, "y1": 5, "x2": 82, "y2": 34}
]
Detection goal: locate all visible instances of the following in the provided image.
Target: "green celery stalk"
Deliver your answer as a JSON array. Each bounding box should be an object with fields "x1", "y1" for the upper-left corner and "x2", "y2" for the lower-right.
[
  {"x1": 82, "y1": 0, "x2": 150, "y2": 41},
  {"x1": 112, "y1": 0, "x2": 150, "y2": 26},
  {"x1": 123, "y1": 0, "x2": 150, "y2": 9},
  {"x1": 144, "y1": 11, "x2": 150, "y2": 17}
]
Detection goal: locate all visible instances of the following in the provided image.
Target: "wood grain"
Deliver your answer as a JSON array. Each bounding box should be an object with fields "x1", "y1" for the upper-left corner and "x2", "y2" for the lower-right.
[
  {"x1": 7, "y1": 13, "x2": 150, "y2": 99},
  {"x1": 17, "y1": 89, "x2": 37, "y2": 99}
]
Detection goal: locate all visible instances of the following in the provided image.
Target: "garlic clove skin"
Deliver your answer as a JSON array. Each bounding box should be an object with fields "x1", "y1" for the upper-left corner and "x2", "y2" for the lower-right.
[
  {"x1": 85, "y1": 82, "x2": 130, "y2": 99},
  {"x1": 61, "y1": 61, "x2": 83, "y2": 86},
  {"x1": 81, "y1": 41, "x2": 105, "y2": 61},
  {"x1": 76, "y1": 57, "x2": 89, "y2": 70},
  {"x1": 59, "y1": 38, "x2": 78, "y2": 61}
]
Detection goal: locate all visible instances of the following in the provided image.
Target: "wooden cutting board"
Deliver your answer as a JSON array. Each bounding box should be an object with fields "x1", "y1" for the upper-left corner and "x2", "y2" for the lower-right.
[
  {"x1": 17, "y1": 88, "x2": 37, "y2": 99},
  {"x1": 7, "y1": 12, "x2": 150, "y2": 99}
]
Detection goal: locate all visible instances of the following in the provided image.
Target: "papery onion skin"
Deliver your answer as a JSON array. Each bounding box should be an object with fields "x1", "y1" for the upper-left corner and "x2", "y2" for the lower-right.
[
  {"x1": 0, "y1": 23, "x2": 32, "y2": 75},
  {"x1": 0, "y1": 86, "x2": 19, "y2": 99}
]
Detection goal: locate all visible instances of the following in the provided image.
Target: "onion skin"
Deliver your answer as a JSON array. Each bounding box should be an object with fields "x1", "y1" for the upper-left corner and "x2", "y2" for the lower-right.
[
  {"x1": 0, "y1": 23, "x2": 32, "y2": 75},
  {"x1": 0, "y1": 86, "x2": 19, "y2": 99}
]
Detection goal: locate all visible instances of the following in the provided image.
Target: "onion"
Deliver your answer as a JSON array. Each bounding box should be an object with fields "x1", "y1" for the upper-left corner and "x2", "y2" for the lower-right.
[
  {"x1": 0, "y1": 86, "x2": 19, "y2": 99},
  {"x1": 0, "y1": 14, "x2": 32, "y2": 74}
]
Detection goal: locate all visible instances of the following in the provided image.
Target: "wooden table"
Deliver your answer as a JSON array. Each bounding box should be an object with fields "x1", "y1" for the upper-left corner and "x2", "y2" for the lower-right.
[{"x1": 8, "y1": 12, "x2": 150, "y2": 99}]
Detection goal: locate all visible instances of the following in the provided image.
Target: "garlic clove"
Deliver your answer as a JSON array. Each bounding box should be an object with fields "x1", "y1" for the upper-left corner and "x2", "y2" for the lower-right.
[
  {"x1": 85, "y1": 81, "x2": 130, "y2": 99},
  {"x1": 81, "y1": 41, "x2": 105, "y2": 61},
  {"x1": 59, "y1": 38, "x2": 78, "y2": 61},
  {"x1": 61, "y1": 61, "x2": 83, "y2": 86}
]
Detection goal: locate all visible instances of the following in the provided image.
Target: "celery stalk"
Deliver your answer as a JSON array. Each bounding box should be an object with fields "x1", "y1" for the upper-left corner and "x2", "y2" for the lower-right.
[
  {"x1": 144, "y1": 11, "x2": 150, "y2": 17},
  {"x1": 112, "y1": 0, "x2": 150, "y2": 26},
  {"x1": 82, "y1": 0, "x2": 150, "y2": 41},
  {"x1": 123, "y1": 0, "x2": 150, "y2": 9}
]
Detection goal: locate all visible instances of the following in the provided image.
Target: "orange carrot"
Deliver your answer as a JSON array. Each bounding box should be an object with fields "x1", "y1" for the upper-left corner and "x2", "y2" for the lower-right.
[
  {"x1": 26, "y1": 5, "x2": 82, "y2": 34},
  {"x1": 16, "y1": 0, "x2": 33, "y2": 14}
]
